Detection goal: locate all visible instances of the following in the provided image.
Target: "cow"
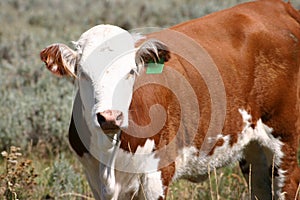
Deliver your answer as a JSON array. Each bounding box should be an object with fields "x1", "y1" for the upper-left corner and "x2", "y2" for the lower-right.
[{"x1": 40, "y1": 0, "x2": 300, "y2": 199}]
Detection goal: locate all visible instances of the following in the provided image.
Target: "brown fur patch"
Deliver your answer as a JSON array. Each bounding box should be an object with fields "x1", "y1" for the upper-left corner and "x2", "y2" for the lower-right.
[{"x1": 208, "y1": 138, "x2": 225, "y2": 156}]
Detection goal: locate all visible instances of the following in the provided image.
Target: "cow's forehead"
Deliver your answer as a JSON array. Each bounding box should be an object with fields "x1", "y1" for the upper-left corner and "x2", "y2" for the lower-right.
[{"x1": 75, "y1": 25, "x2": 135, "y2": 80}]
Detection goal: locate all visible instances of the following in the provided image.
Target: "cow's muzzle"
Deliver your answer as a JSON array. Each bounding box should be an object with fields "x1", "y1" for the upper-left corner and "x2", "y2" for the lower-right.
[{"x1": 97, "y1": 110, "x2": 123, "y2": 134}]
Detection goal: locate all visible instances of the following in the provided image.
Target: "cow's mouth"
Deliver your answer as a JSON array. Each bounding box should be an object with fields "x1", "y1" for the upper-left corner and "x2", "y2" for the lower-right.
[
  {"x1": 100, "y1": 124, "x2": 121, "y2": 134},
  {"x1": 97, "y1": 110, "x2": 123, "y2": 134}
]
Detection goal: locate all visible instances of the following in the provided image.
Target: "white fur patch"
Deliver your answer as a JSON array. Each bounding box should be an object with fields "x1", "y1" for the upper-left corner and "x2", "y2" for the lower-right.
[
  {"x1": 75, "y1": 24, "x2": 138, "y2": 128},
  {"x1": 99, "y1": 139, "x2": 164, "y2": 199},
  {"x1": 76, "y1": 25, "x2": 129, "y2": 65},
  {"x1": 174, "y1": 109, "x2": 285, "y2": 199},
  {"x1": 93, "y1": 50, "x2": 137, "y2": 128},
  {"x1": 238, "y1": 109, "x2": 284, "y2": 164},
  {"x1": 173, "y1": 134, "x2": 237, "y2": 181},
  {"x1": 76, "y1": 25, "x2": 136, "y2": 81}
]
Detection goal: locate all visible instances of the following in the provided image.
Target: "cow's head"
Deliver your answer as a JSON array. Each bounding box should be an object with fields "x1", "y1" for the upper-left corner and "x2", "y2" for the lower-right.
[{"x1": 40, "y1": 25, "x2": 170, "y2": 134}]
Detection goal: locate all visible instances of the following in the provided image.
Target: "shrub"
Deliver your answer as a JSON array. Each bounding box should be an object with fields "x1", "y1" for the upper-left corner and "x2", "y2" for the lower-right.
[
  {"x1": 0, "y1": 146, "x2": 38, "y2": 200},
  {"x1": 46, "y1": 153, "x2": 90, "y2": 199}
]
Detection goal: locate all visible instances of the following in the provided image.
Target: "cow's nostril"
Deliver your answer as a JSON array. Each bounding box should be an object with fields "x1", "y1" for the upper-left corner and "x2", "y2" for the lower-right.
[
  {"x1": 97, "y1": 113, "x2": 106, "y2": 126},
  {"x1": 96, "y1": 110, "x2": 124, "y2": 132},
  {"x1": 116, "y1": 112, "x2": 123, "y2": 121}
]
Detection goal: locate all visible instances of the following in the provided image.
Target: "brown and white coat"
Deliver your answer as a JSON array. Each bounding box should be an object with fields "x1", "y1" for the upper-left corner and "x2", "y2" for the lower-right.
[{"x1": 40, "y1": 0, "x2": 300, "y2": 199}]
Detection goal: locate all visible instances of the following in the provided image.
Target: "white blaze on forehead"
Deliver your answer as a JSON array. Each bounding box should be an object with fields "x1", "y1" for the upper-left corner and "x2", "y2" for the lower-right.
[
  {"x1": 94, "y1": 50, "x2": 136, "y2": 127},
  {"x1": 76, "y1": 24, "x2": 135, "y2": 81}
]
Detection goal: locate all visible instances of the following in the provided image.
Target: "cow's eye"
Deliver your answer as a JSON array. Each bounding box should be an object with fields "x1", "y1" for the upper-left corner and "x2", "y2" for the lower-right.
[
  {"x1": 130, "y1": 67, "x2": 140, "y2": 76},
  {"x1": 126, "y1": 68, "x2": 139, "y2": 79},
  {"x1": 129, "y1": 69, "x2": 135, "y2": 75}
]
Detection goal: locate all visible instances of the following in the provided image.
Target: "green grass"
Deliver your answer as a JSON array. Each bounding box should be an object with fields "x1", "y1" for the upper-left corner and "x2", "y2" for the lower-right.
[{"x1": 0, "y1": 0, "x2": 300, "y2": 199}]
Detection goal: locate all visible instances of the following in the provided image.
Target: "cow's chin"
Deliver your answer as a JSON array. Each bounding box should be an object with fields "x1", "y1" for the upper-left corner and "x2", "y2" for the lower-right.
[{"x1": 100, "y1": 125, "x2": 120, "y2": 135}]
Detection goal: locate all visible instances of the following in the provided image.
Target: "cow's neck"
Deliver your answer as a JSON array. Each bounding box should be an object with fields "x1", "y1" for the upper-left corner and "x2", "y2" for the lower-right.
[{"x1": 80, "y1": 100, "x2": 120, "y2": 197}]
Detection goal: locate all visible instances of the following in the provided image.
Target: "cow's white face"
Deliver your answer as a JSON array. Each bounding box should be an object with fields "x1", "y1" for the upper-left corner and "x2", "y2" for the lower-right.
[
  {"x1": 75, "y1": 25, "x2": 138, "y2": 133},
  {"x1": 40, "y1": 24, "x2": 170, "y2": 134}
]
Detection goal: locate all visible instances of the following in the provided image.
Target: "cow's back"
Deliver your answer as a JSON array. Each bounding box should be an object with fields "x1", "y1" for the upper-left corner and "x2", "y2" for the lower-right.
[{"x1": 168, "y1": 0, "x2": 300, "y2": 138}]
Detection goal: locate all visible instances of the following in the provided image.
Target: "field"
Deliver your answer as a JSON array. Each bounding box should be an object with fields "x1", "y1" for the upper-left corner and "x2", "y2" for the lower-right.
[{"x1": 0, "y1": 0, "x2": 300, "y2": 199}]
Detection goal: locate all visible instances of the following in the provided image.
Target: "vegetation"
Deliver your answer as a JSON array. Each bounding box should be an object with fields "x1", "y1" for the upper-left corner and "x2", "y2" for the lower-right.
[{"x1": 0, "y1": 0, "x2": 299, "y2": 199}]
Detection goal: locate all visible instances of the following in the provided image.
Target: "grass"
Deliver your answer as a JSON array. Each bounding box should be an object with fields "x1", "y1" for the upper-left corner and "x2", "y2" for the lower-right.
[
  {"x1": 167, "y1": 165, "x2": 248, "y2": 200},
  {"x1": 0, "y1": 146, "x2": 92, "y2": 200},
  {"x1": 0, "y1": 0, "x2": 300, "y2": 199},
  {"x1": 0, "y1": 145, "x2": 250, "y2": 199}
]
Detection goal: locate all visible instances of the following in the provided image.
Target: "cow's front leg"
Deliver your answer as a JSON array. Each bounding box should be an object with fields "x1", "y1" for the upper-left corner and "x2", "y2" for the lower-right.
[
  {"x1": 240, "y1": 138, "x2": 300, "y2": 200},
  {"x1": 135, "y1": 163, "x2": 175, "y2": 200},
  {"x1": 78, "y1": 153, "x2": 103, "y2": 200},
  {"x1": 239, "y1": 141, "x2": 272, "y2": 200}
]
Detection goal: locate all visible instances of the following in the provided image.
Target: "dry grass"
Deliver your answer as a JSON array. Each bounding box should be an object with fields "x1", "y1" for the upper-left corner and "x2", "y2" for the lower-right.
[
  {"x1": 167, "y1": 164, "x2": 248, "y2": 200},
  {"x1": 0, "y1": 146, "x2": 38, "y2": 200}
]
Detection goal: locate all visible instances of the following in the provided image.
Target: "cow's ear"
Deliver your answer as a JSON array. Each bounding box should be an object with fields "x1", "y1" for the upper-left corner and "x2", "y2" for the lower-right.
[
  {"x1": 40, "y1": 43, "x2": 78, "y2": 78},
  {"x1": 135, "y1": 39, "x2": 170, "y2": 67}
]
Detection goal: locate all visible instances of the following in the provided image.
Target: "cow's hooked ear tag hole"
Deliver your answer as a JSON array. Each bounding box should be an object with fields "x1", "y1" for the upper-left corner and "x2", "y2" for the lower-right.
[{"x1": 146, "y1": 58, "x2": 164, "y2": 74}]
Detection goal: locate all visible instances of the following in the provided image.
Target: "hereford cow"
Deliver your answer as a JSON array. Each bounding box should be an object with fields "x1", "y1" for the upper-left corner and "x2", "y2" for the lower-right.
[{"x1": 40, "y1": 0, "x2": 300, "y2": 199}]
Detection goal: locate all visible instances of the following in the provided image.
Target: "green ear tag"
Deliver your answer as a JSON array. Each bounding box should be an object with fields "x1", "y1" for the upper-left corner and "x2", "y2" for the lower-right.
[{"x1": 146, "y1": 58, "x2": 164, "y2": 74}]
